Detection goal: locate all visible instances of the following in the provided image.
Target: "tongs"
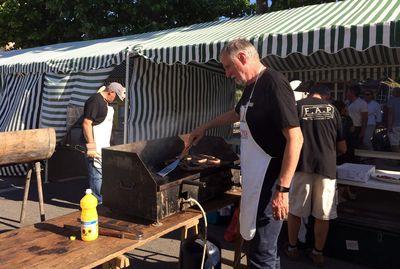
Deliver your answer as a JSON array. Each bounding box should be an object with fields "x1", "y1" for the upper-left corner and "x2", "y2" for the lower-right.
[{"x1": 157, "y1": 143, "x2": 192, "y2": 177}]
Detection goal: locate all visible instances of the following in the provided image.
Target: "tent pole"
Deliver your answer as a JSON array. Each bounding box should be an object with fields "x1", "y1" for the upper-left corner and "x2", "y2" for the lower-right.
[{"x1": 123, "y1": 51, "x2": 130, "y2": 144}]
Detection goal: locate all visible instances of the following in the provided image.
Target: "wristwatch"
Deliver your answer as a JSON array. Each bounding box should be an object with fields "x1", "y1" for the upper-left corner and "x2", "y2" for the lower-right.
[{"x1": 276, "y1": 184, "x2": 290, "y2": 193}]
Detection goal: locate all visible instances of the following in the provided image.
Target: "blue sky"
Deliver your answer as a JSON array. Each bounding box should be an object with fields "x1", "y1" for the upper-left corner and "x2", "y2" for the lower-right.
[{"x1": 250, "y1": 0, "x2": 272, "y2": 5}]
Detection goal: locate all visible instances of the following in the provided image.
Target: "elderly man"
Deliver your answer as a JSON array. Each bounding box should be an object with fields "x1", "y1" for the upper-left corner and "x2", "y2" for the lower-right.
[
  {"x1": 82, "y1": 82, "x2": 126, "y2": 204},
  {"x1": 363, "y1": 89, "x2": 382, "y2": 150},
  {"x1": 346, "y1": 85, "x2": 368, "y2": 149},
  {"x1": 285, "y1": 85, "x2": 346, "y2": 266},
  {"x1": 189, "y1": 39, "x2": 303, "y2": 268}
]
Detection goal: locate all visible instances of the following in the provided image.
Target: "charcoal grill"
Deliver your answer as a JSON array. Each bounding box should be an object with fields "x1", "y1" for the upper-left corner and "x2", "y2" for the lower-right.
[{"x1": 102, "y1": 136, "x2": 239, "y2": 222}]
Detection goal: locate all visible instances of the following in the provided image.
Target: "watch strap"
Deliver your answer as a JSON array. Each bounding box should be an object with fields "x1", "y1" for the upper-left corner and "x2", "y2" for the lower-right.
[{"x1": 276, "y1": 184, "x2": 290, "y2": 193}]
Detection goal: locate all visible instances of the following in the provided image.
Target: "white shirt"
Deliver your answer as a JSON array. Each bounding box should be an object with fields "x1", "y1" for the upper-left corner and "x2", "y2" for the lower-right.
[
  {"x1": 348, "y1": 97, "x2": 368, "y2": 127},
  {"x1": 366, "y1": 100, "x2": 382, "y2": 125}
]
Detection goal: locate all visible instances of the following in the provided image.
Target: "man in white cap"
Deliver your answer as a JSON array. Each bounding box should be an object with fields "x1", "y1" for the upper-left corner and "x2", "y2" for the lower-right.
[{"x1": 82, "y1": 82, "x2": 126, "y2": 203}]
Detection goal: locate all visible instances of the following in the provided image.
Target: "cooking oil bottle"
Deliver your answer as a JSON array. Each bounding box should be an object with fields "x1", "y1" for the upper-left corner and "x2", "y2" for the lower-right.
[{"x1": 80, "y1": 189, "x2": 98, "y2": 241}]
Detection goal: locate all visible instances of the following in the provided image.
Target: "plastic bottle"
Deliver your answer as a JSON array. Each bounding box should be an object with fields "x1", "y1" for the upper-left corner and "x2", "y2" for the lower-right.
[{"x1": 80, "y1": 189, "x2": 98, "y2": 241}]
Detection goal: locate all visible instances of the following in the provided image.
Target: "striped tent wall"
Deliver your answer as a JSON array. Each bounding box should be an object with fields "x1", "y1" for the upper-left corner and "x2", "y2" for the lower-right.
[
  {"x1": 40, "y1": 67, "x2": 114, "y2": 141},
  {"x1": 127, "y1": 57, "x2": 235, "y2": 142},
  {"x1": 0, "y1": 73, "x2": 43, "y2": 176}
]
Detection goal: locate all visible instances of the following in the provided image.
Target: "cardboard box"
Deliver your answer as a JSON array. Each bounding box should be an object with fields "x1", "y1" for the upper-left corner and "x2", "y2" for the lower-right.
[{"x1": 337, "y1": 163, "x2": 375, "y2": 183}]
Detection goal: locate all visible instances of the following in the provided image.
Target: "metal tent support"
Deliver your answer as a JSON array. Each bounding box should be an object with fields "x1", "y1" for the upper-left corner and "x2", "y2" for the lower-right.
[{"x1": 124, "y1": 51, "x2": 130, "y2": 144}]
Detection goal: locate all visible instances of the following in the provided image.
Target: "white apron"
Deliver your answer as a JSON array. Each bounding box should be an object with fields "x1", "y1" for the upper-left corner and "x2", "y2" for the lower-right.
[
  {"x1": 92, "y1": 105, "x2": 114, "y2": 169},
  {"x1": 239, "y1": 71, "x2": 272, "y2": 241}
]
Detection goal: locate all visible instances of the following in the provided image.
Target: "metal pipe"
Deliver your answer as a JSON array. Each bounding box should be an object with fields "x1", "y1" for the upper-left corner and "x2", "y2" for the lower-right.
[{"x1": 124, "y1": 51, "x2": 130, "y2": 144}]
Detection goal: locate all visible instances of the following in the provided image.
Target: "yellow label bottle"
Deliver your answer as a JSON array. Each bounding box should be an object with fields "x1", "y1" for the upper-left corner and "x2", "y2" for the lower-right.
[{"x1": 80, "y1": 189, "x2": 98, "y2": 241}]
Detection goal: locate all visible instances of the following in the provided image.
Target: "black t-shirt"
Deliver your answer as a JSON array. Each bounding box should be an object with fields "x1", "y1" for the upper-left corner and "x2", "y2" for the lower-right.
[
  {"x1": 83, "y1": 93, "x2": 108, "y2": 125},
  {"x1": 296, "y1": 97, "x2": 345, "y2": 178},
  {"x1": 235, "y1": 68, "x2": 299, "y2": 159}
]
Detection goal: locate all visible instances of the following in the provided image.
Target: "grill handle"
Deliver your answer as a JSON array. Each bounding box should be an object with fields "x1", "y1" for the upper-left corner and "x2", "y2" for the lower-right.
[{"x1": 181, "y1": 179, "x2": 206, "y2": 188}]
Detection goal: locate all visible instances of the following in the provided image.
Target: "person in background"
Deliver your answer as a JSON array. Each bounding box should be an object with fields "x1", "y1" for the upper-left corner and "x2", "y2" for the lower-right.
[
  {"x1": 362, "y1": 89, "x2": 382, "y2": 150},
  {"x1": 188, "y1": 38, "x2": 303, "y2": 269},
  {"x1": 333, "y1": 100, "x2": 354, "y2": 164},
  {"x1": 82, "y1": 82, "x2": 126, "y2": 204},
  {"x1": 346, "y1": 85, "x2": 368, "y2": 149},
  {"x1": 387, "y1": 87, "x2": 400, "y2": 152},
  {"x1": 285, "y1": 85, "x2": 346, "y2": 267}
]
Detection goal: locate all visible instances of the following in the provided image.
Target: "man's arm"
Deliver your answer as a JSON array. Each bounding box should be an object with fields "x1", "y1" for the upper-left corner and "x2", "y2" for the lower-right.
[
  {"x1": 360, "y1": 111, "x2": 368, "y2": 138},
  {"x1": 82, "y1": 118, "x2": 99, "y2": 158},
  {"x1": 375, "y1": 103, "x2": 382, "y2": 125},
  {"x1": 271, "y1": 126, "x2": 303, "y2": 220},
  {"x1": 82, "y1": 118, "x2": 94, "y2": 144},
  {"x1": 188, "y1": 109, "x2": 239, "y2": 146}
]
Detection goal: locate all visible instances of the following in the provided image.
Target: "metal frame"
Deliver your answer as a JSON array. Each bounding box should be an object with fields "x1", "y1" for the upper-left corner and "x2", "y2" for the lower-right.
[{"x1": 124, "y1": 51, "x2": 130, "y2": 144}]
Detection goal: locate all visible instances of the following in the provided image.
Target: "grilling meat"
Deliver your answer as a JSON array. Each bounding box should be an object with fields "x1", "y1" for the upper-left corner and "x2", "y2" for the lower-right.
[{"x1": 165, "y1": 154, "x2": 221, "y2": 171}]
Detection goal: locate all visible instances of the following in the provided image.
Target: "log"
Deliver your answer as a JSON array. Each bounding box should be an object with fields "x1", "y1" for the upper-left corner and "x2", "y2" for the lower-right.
[{"x1": 0, "y1": 128, "x2": 56, "y2": 165}]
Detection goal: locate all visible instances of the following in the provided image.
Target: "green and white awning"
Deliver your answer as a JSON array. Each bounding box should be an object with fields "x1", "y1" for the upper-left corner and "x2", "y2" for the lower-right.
[
  {"x1": 139, "y1": 0, "x2": 400, "y2": 64},
  {"x1": 266, "y1": 46, "x2": 400, "y2": 81},
  {"x1": 1, "y1": 0, "x2": 399, "y2": 75}
]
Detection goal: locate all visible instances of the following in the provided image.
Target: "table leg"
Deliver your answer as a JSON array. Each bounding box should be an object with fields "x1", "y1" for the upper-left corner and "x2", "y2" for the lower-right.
[
  {"x1": 35, "y1": 161, "x2": 46, "y2": 222},
  {"x1": 181, "y1": 219, "x2": 199, "y2": 240},
  {"x1": 233, "y1": 236, "x2": 245, "y2": 269},
  {"x1": 19, "y1": 166, "x2": 33, "y2": 224}
]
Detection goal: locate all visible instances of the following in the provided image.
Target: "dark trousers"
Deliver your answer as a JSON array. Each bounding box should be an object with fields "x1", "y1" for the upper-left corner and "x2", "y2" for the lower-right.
[
  {"x1": 85, "y1": 157, "x2": 103, "y2": 204},
  {"x1": 249, "y1": 159, "x2": 283, "y2": 269}
]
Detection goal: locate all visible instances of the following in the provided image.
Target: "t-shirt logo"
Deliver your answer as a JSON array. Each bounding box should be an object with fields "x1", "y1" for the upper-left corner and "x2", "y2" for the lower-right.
[{"x1": 301, "y1": 104, "x2": 334, "y2": 120}]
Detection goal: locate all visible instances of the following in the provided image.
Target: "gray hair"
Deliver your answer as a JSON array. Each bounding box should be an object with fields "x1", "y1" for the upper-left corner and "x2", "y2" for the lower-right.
[{"x1": 220, "y1": 38, "x2": 259, "y2": 60}]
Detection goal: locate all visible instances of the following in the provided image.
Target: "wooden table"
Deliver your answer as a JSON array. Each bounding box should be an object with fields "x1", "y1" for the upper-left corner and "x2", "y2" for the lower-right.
[{"x1": 0, "y1": 190, "x2": 240, "y2": 269}]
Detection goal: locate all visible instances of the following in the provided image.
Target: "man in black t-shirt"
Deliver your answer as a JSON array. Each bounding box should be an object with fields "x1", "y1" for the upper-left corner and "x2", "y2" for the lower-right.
[
  {"x1": 82, "y1": 82, "x2": 125, "y2": 204},
  {"x1": 188, "y1": 39, "x2": 303, "y2": 269},
  {"x1": 285, "y1": 86, "x2": 346, "y2": 266}
]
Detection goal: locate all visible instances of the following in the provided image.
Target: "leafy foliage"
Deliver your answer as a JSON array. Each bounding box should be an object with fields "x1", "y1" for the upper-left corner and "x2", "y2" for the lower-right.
[
  {"x1": 255, "y1": 0, "x2": 341, "y2": 14},
  {"x1": 268, "y1": 0, "x2": 339, "y2": 13},
  {"x1": 0, "y1": 0, "x2": 253, "y2": 49}
]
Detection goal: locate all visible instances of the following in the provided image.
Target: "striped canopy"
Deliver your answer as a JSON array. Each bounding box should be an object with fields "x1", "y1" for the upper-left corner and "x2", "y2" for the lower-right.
[
  {"x1": 139, "y1": 0, "x2": 400, "y2": 64},
  {"x1": 1, "y1": 0, "x2": 399, "y2": 75}
]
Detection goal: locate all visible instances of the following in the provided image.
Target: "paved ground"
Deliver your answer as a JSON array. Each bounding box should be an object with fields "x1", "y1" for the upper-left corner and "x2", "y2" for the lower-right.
[{"x1": 0, "y1": 176, "x2": 370, "y2": 269}]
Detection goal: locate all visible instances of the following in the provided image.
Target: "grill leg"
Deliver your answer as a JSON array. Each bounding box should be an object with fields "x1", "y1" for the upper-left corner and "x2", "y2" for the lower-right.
[{"x1": 20, "y1": 165, "x2": 33, "y2": 224}]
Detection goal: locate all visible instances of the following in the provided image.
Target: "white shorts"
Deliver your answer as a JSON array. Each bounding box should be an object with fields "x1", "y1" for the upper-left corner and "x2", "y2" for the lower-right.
[
  {"x1": 388, "y1": 126, "x2": 400, "y2": 146},
  {"x1": 289, "y1": 171, "x2": 337, "y2": 220}
]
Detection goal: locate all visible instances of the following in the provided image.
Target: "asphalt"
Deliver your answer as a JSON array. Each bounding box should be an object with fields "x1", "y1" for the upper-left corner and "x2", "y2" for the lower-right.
[{"x1": 0, "y1": 176, "x2": 371, "y2": 269}]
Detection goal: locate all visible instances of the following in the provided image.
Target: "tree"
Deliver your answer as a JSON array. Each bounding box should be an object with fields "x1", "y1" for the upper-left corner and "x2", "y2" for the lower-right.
[
  {"x1": 256, "y1": 0, "x2": 268, "y2": 14},
  {"x1": 0, "y1": 0, "x2": 253, "y2": 49},
  {"x1": 256, "y1": 0, "x2": 340, "y2": 14}
]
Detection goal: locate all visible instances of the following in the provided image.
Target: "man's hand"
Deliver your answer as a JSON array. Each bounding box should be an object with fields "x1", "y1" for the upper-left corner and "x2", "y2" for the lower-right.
[
  {"x1": 188, "y1": 126, "x2": 207, "y2": 146},
  {"x1": 86, "y1": 143, "x2": 100, "y2": 158},
  {"x1": 271, "y1": 190, "x2": 289, "y2": 220}
]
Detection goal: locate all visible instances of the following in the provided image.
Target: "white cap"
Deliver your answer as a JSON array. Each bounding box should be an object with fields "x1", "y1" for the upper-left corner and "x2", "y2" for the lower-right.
[
  {"x1": 85, "y1": 189, "x2": 93, "y2": 195},
  {"x1": 108, "y1": 82, "x2": 126, "y2": 101}
]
